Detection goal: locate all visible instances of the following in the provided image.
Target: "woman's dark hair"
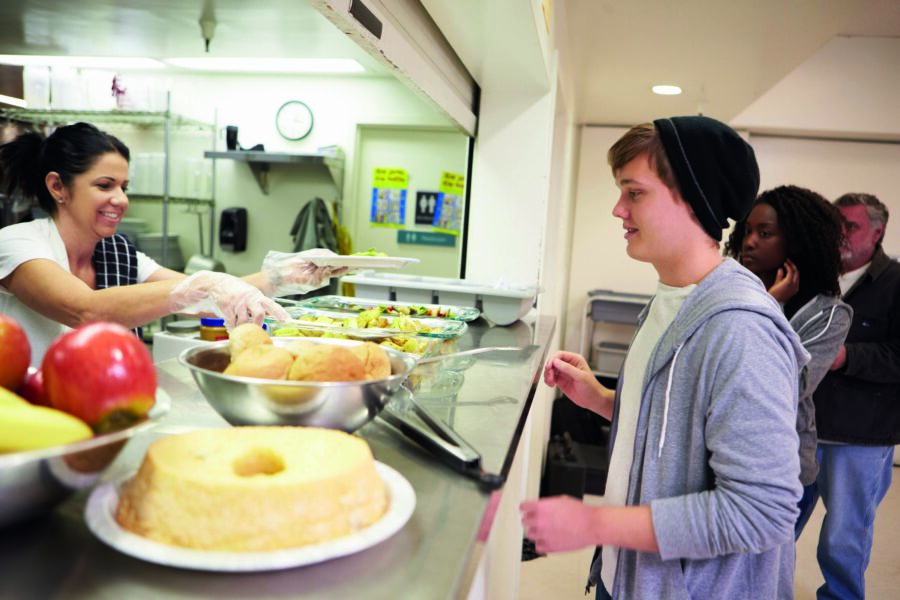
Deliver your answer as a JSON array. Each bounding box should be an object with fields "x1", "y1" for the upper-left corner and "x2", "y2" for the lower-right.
[
  {"x1": 724, "y1": 184, "x2": 845, "y2": 304},
  {"x1": 0, "y1": 122, "x2": 130, "y2": 215}
]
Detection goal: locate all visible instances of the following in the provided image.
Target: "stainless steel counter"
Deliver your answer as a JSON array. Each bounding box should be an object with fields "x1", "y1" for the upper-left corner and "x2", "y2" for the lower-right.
[{"x1": 0, "y1": 315, "x2": 555, "y2": 600}]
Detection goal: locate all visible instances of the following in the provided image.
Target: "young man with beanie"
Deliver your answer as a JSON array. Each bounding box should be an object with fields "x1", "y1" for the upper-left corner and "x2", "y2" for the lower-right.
[
  {"x1": 809, "y1": 192, "x2": 900, "y2": 600},
  {"x1": 521, "y1": 116, "x2": 809, "y2": 599}
]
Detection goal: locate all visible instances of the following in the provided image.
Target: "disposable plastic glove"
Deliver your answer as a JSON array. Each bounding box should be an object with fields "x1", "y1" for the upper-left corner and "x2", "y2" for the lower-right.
[
  {"x1": 258, "y1": 249, "x2": 348, "y2": 297},
  {"x1": 169, "y1": 270, "x2": 290, "y2": 326}
]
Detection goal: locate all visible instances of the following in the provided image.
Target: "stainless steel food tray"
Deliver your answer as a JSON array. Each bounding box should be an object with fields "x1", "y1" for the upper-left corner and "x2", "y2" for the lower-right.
[
  {"x1": 273, "y1": 306, "x2": 468, "y2": 339},
  {"x1": 296, "y1": 295, "x2": 481, "y2": 322}
]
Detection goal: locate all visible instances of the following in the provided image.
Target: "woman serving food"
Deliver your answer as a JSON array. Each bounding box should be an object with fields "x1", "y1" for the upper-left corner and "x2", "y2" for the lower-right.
[{"x1": 0, "y1": 122, "x2": 344, "y2": 365}]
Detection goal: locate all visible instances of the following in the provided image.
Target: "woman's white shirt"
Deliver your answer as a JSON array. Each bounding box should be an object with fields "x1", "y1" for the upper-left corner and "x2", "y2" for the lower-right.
[{"x1": 0, "y1": 218, "x2": 159, "y2": 366}]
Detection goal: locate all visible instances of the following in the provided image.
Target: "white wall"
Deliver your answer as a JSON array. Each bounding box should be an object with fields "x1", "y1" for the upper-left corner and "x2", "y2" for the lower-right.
[
  {"x1": 464, "y1": 89, "x2": 556, "y2": 288},
  {"x1": 734, "y1": 36, "x2": 900, "y2": 139},
  {"x1": 117, "y1": 71, "x2": 456, "y2": 277},
  {"x1": 752, "y1": 135, "x2": 900, "y2": 255}
]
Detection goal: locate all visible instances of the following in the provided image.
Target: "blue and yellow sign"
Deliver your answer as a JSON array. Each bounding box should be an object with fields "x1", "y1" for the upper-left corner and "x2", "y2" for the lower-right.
[{"x1": 370, "y1": 168, "x2": 408, "y2": 228}]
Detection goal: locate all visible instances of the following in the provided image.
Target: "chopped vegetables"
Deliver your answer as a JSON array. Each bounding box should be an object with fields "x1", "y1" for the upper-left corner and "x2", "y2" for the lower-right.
[
  {"x1": 351, "y1": 248, "x2": 388, "y2": 257},
  {"x1": 375, "y1": 304, "x2": 456, "y2": 318},
  {"x1": 269, "y1": 312, "x2": 437, "y2": 355},
  {"x1": 297, "y1": 295, "x2": 479, "y2": 321}
]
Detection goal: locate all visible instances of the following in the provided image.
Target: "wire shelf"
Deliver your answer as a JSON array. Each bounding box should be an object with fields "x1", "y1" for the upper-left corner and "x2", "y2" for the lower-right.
[{"x1": 0, "y1": 108, "x2": 212, "y2": 130}]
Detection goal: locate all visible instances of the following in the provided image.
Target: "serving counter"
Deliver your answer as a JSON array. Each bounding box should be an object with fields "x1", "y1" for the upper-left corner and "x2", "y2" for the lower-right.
[{"x1": 0, "y1": 315, "x2": 555, "y2": 600}]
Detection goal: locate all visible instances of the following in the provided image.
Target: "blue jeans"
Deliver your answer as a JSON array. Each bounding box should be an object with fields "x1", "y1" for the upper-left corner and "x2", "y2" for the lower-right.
[
  {"x1": 815, "y1": 443, "x2": 894, "y2": 600},
  {"x1": 795, "y1": 481, "x2": 819, "y2": 539}
]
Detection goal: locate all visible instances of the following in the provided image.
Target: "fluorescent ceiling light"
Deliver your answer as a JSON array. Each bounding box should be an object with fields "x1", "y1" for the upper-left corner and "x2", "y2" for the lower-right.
[
  {"x1": 164, "y1": 57, "x2": 365, "y2": 74},
  {"x1": 0, "y1": 94, "x2": 27, "y2": 108},
  {"x1": 0, "y1": 55, "x2": 165, "y2": 70},
  {"x1": 652, "y1": 85, "x2": 682, "y2": 96}
]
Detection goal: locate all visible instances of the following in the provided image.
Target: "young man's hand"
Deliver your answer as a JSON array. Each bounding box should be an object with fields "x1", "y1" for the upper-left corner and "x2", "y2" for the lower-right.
[
  {"x1": 520, "y1": 496, "x2": 600, "y2": 553},
  {"x1": 543, "y1": 351, "x2": 614, "y2": 417},
  {"x1": 521, "y1": 499, "x2": 659, "y2": 555}
]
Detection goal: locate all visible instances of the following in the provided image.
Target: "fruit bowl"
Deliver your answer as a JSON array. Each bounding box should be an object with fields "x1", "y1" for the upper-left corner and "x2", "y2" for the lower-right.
[
  {"x1": 179, "y1": 337, "x2": 418, "y2": 432},
  {"x1": 0, "y1": 416, "x2": 158, "y2": 528}
]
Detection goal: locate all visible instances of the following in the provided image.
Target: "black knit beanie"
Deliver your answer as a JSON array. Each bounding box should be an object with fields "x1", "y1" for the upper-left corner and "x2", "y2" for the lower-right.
[{"x1": 653, "y1": 116, "x2": 760, "y2": 241}]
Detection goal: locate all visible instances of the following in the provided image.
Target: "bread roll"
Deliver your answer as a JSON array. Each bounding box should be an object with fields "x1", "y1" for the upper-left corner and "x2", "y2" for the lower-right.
[
  {"x1": 228, "y1": 323, "x2": 272, "y2": 359},
  {"x1": 350, "y1": 342, "x2": 392, "y2": 380},
  {"x1": 283, "y1": 339, "x2": 318, "y2": 358},
  {"x1": 288, "y1": 344, "x2": 366, "y2": 382},
  {"x1": 224, "y1": 345, "x2": 294, "y2": 379}
]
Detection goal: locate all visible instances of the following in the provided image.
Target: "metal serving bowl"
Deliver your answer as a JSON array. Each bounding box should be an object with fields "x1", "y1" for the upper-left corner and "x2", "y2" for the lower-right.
[
  {"x1": 0, "y1": 418, "x2": 157, "y2": 528},
  {"x1": 178, "y1": 337, "x2": 418, "y2": 432}
]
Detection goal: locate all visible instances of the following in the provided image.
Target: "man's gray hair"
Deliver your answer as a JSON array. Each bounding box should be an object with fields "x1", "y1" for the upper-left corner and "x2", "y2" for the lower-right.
[{"x1": 834, "y1": 192, "x2": 888, "y2": 244}]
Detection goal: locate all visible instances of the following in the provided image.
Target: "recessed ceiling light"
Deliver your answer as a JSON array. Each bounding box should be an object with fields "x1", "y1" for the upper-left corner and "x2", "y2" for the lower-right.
[
  {"x1": 164, "y1": 58, "x2": 365, "y2": 74},
  {"x1": 652, "y1": 85, "x2": 682, "y2": 96},
  {"x1": 0, "y1": 55, "x2": 165, "y2": 70}
]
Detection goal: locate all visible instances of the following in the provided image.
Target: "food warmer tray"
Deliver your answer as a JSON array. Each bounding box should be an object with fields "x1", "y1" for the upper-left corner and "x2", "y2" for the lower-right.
[
  {"x1": 296, "y1": 295, "x2": 481, "y2": 322},
  {"x1": 266, "y1": 307, "x2": 468, "y2": 340}
]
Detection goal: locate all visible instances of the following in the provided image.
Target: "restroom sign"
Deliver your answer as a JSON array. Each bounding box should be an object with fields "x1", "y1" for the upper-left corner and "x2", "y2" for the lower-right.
[{"x1": 415, "y1": 191, "x2": 439, "y2": 225}]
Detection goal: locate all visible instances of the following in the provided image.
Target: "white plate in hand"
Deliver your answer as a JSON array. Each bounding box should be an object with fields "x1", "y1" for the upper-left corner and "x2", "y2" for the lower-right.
[
  {"x1": 84, "y1": 462, "x2": 415, "y2": 572},
  {"x1": 306, "y1": 255, "x2": 420, "y2": 270}
]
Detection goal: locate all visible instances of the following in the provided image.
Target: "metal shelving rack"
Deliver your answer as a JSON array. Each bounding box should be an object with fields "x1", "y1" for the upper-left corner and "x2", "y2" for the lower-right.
[
  {"x1": 0, "y1": 108, "x2": 210, "y2": 128},
  {"x1": 0, "y1": 102, "x2": 216, "y2": 268},
  {"x1": 204, "y1": 146, "x2": 344, "y2": 199},
  {"x1": 581, "y1": 289, "x2": 651, "y2": 378}
]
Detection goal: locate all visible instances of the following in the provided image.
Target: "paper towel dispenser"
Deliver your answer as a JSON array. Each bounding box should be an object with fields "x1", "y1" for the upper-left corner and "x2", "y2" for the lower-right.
[{"x1": 219, "y1": 207, "x2": 247, "y2": 252}]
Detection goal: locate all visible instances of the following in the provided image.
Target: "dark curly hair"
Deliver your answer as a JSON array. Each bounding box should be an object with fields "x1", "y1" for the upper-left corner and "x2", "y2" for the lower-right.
[{"x1": 724, "y1": 185, "x2": 844, "y2": 308}]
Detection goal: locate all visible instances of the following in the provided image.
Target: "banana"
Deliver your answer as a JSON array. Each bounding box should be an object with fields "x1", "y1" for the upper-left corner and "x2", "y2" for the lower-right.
[
  {"x1": 0, "y1": 385, "x2": 30, "y2": 407},
  {"x1": 0, "y1": 391, "x2": 93, "y2": 452}
]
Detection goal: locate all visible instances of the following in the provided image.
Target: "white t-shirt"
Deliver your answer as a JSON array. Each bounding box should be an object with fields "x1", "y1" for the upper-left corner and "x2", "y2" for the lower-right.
[
  {"x1": 839, "y1": 261, "x2": 870, "y2": 296},
  {"x1": 0, "y1": 218, "x2": 160, "y2": 366},
  {"x1": 601, "y1": 281, "x2": 695, "y2": 591}
]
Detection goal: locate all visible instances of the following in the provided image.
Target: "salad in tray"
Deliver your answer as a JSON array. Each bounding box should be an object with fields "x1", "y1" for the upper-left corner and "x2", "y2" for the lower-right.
[
  {"x1": 297, "y1": 295, "x2": 481, "y2": 322},
  {"x1": 269, "y1": 324, "x2": 435, "y2": 355},
  {"x1": 265, "y1": 307, "x2": 466, "y2": 354}
]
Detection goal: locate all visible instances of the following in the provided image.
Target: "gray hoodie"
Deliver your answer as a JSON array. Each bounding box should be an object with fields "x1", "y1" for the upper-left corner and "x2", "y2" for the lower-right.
[
  {"x1": 594, "y1": 259, "x2": 810, "y2": 599},
  {"x1": 790, "y1": 295, "x2": 852, "y2": 485}
]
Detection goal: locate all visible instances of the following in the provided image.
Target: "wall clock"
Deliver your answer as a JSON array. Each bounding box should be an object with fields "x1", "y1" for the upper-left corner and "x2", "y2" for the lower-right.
[{"x1": 275, "y1": 100, "x2": 314, "y2": 141}]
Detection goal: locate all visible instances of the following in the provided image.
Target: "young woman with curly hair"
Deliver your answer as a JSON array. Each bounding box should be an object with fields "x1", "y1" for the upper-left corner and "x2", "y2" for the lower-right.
[{"x1": 724, "y1": 184, "x2": 853, "y2": 537}]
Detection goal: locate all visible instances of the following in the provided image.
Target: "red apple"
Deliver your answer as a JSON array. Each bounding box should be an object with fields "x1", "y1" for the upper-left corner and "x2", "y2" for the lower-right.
[
  {"x1": 17, "y1": 366, "x2": 50, "y2": 407},
  {"x1": 0, "y1": 313, "x2": 30, "y2": 391},
  {"x1": 42, "y1": 322, "x2": 156, "y2": 434}
]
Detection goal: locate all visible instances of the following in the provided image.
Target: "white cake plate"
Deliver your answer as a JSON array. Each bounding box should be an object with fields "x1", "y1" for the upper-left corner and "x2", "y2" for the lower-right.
[{"x1": 84, "y1": 462, "x2": 415, "y2": 572}]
